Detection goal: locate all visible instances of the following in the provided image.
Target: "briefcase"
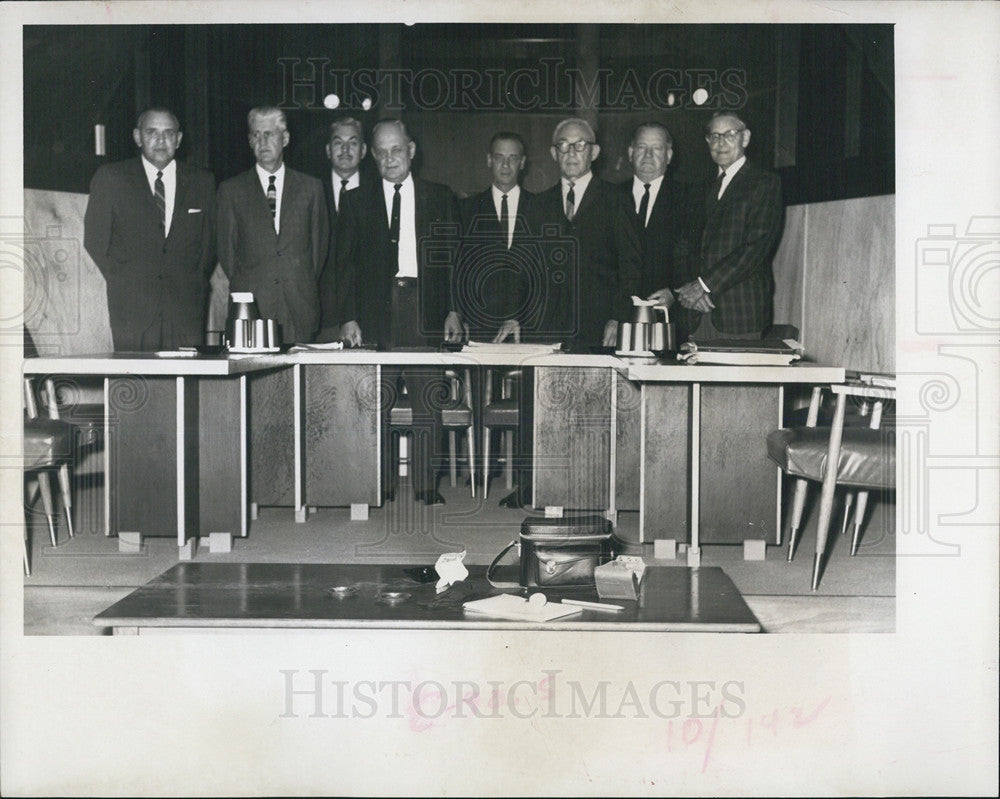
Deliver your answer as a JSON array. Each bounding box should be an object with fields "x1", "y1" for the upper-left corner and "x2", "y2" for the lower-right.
[{"x1": 487, "y1": 515, "x2": 615, "y2": 589}]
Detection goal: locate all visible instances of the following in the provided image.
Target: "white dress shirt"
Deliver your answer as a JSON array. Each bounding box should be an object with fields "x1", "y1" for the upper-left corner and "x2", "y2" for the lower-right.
[
  {"x1": 383, "y1": 175, "x2": 418, "y2": 278},
  {"x1": 332, "y1": 170, "x2": 360, "y2": 212},
  {"x1": 631, "y1": 174, "x2": 665, "y2": 227},
  {"x1": 491, "y1": 183, "x2": 520, "y2": 249},
  {"x1": 256, "y1": 162, "x2": 286, "y2": 234},
  {"x1": 562, "y1": 170, "x2": 594, "y2": 216},
  {"x1": 716, "y1": 155, "x2": 746, "y2": 199},
  {"x1": 140, "y1": 157, "x2": 176, "y2": 237}
]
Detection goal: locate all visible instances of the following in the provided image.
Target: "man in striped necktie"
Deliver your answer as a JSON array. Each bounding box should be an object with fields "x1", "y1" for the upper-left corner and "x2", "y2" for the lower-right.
[
  {"x1": 216, "y1": 106, "x2": 328, "y2": 344},
  {"x1": 84, "y1": 107, "x2": 216, "y2": 351}
]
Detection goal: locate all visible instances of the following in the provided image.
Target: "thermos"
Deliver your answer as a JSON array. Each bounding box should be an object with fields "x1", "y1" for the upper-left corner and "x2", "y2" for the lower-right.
[{"x1": 617, "y1": 296, "x2": 676, "y2": 355}]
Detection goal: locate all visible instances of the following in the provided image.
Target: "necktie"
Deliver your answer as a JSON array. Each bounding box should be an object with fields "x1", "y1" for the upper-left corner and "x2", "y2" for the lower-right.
[
  {"x1": 338, "y1": 178, "x2": 348, "y2": 211},
  {"x1": 637, "y1": 182, "x2": 650, "y2": 228},
  {"x1": 499, "y1": 193, "x2": 509, "y2": 248},
  {"x1": 267, "y1": 175, "x2": 277, "y2": 221},
  {"x1": 154, "y1": 171, "x2": 165, "y2": 228},
  {"x1": 565, "y1": 181, "x2": 576, "y2": 221},
  {"x1": 713, "y1": 170, "x2": 726, "y2": 202},
  {"x1": 389, "y1": 183, "x2": 401, "y2": 246}
]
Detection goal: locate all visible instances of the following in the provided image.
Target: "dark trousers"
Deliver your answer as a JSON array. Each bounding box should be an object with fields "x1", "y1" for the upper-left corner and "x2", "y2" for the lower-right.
[{"x1": 382, "y1": 278, "x2": 450, "y2": 495}]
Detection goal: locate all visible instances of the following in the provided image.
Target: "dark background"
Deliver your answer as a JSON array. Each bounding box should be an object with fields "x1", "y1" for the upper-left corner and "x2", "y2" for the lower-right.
[{"x1": 24, "y1": 23, "x2": 893, "y2": 203}]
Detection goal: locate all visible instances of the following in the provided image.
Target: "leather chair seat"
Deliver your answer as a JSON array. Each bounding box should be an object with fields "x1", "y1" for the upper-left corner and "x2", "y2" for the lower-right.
[
  {"x1": 23, "y1": 417, "x2": 74, "y2": 469},
  {"x1": 482, "y1": 399, "x2": 519, "y2": 428},
  {"x1": 767, "y1": 426, "x2": 895, "y2": 490}
]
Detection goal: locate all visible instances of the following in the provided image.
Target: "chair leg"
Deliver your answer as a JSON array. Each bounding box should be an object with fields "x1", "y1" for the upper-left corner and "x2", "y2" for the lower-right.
[
  {"x1": 840, "y1": 490, "x2": 854, "y2": 536},
  {"x1": 504, "y1": 430, "x2": 514, "y2": 490},
  {"x1": 23, "y1": 523, "x2": 31, "y2": 576},
  {"x1": 57, "y1": 462, "x2": 75, "y2": 538},
  {"x1": 787, "y1": 477, "x2": 810, "y2": 562},
  {"x1": 448, "y1": 430, "x2": 458, "y2": 488},
  {"x1": 851, "y1": 490, "x2": 871, "y2": 556},
  {"x1": 482, "y1": 425, "x2": 491, "y2": 499},
  {"x1": 36, "y1": 470, "x2": 59, "y2": 548},
  {"x1": 466, "y1": 425, "x2": 476, "y2": 499},
  {"x1": 812, "y1": 394, "x2": 847, "y2": 591}
]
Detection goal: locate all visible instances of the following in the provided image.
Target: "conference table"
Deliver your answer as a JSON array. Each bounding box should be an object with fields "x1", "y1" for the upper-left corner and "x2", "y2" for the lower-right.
[{"x1": 23, "y1": 349, "x2": 844, "y2": 554}]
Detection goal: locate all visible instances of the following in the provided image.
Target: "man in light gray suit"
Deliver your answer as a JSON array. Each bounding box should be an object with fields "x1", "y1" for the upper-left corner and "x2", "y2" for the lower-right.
[{"x1": 217, "y1": 106, "x2": 328, "y2": 343}]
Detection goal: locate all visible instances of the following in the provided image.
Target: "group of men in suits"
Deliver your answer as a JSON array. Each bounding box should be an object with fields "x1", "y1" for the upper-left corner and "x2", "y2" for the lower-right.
[{"x1": 83, "y1": 104, "x2": 783, "y2": 503}]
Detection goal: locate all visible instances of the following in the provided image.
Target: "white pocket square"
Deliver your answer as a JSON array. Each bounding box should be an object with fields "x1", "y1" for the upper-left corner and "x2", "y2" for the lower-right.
[{"x1": 188, "y1": 208, "x2": 202, "y2": 213}]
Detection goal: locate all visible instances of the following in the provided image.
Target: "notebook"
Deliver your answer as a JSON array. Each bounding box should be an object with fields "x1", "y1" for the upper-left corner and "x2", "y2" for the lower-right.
[{"x1": 463, "y1": 593, "x2": 583, "y2": 622}]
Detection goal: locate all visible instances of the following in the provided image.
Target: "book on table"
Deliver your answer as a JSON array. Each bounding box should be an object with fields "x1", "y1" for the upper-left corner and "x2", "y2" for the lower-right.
[{"x1": 678, "y1": 338, "x2": 803, "y2": 366}]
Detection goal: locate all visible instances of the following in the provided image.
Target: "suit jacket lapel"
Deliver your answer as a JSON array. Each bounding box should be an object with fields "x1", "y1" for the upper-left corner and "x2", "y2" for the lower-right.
[
  {"x1": 129, "y1": 158, "x2": 163, "y2": 226},
  {"x1": 573, "y1": 176, "x2": 600, "y2": 221},
  {"x1": 277, "y1": 168, "x2": 297, "y2": 242},
  {"x1": 167, "y1": 163, "x2": 190, "y2": 242}
]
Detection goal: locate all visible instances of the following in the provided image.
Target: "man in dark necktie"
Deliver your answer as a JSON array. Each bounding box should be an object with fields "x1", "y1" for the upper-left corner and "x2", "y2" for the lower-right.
[
  {"x1": 216, "y1": 106, "x2": 328, "y2": 343},
  {"x1": 317, "y1": 116, "x2": 367, "y2": 341},
  {"x1": 456, "y1": 131, "x2": 541, "y2": 342},
  {"x1": 619, "y1": 122, "x2": 697, "y2": 341},
  {"x1": 84, "y1": 107, "x2": 216, "y2": 351},
  {"x1": 536, "y1": 117, "x2": 641, "y2": 349},
  {"x1": 335, "y1": 120, "x2": 462, "y2": 505},
  {"x1": 675, "y1": 111, "x2": 783, "y2": 340}
]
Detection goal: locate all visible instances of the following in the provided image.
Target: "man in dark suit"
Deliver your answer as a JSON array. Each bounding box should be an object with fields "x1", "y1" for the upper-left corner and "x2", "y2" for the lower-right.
[
  {"x1": 316, "y1": 116, "x2": 367, "y2": 342},
  {"x1": 676, "y1": 112, "x2": 783, "y2": 340},
  {"x1": 536, "y1": 118, "x2": 642, "y2": 349},
  {"x1": 217, "y1": 106, "x2": 328, "y2": 344},
  {"x1": 621, "y1": 122, "x2": 696, "y2": 341},
  {"x1": 456, "y1": 131, "x2": 541, "y2": 342},
  {"x1": 84, "y1": 107, "x2": 216, "y2": 351},
  {"x1": 335, "y1": 120, "x2": 462, "y2": 505}
]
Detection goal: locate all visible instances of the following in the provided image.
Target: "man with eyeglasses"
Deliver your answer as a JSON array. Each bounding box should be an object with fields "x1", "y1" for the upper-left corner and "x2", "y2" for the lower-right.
[
  {"x1": 620, "y1": 122, "x2": 697, "y2": 341},
  {"x1": 334, "y1": 119, "x2": 462, "y2": 505},
  {"x1": 675, "y1": 111, "x2": 783, "y2": 340},
  {"x1": 537, "y1": 117, "x2": 642, "y2": 349},
  {"x1": 217, "y1": 106, "x2": 328, "y2": 343},
  {"x1": 84, "y1": 107, "x2": 217, "y2": 351}
]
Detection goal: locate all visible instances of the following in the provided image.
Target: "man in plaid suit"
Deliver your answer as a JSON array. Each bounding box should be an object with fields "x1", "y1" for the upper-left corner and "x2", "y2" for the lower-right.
[{"x1": 675, "y1": 112, "x2": 783, "y2": 340}]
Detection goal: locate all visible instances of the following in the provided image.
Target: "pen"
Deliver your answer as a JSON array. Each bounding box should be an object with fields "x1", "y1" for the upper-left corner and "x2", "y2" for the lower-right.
[{"x1": 560, "y1": 598, "x2": 624, "y2": 612}]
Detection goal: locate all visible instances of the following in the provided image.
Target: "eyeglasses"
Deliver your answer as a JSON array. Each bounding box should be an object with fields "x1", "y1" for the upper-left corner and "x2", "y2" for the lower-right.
[
  {"x1": 554, "y1": 140, "x2": 593, "y2": 154},
  {"x1": 250, "y1": 129, "x2": 286, "y2": 144},
  {"x1": 705, "y1": 128, "x2": 745, "y2": 144}
]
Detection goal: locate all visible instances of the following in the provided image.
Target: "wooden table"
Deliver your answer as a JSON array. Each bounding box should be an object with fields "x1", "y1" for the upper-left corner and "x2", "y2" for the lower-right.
[
  {"x1": 93, "y1": 562, "x2": 761, "y2": 633},
  {"x1": 23, "y1": 353, "x2": 288, "y2": 549},
  {"x1": 24, "y1": 351, "x2": 845, "y2": 556},
  {"x1": 625, "y1": 362, "x2": 846, "y2": 555}
]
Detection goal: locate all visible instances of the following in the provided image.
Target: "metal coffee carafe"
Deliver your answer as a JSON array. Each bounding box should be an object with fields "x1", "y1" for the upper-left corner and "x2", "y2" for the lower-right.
[
  {"x1": 617, "y1": 295, "x2": 676, "y2": 354},
  {"x1": 225, "y1": 292, "x2": 260, "y2": 349}
]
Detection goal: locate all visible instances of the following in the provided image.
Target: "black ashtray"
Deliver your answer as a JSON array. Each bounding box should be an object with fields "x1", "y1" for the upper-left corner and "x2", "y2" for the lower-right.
[{"x1": 403, "y1": 566, "x2": 438, "y2": 583}]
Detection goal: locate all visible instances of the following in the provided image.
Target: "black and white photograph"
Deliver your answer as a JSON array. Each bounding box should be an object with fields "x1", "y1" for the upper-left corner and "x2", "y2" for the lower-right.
[{"x1": 1, "y1": 1, "x2": 997, "y2": 796}]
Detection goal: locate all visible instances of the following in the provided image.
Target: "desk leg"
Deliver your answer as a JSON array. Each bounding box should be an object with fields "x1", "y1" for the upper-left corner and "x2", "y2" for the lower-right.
[
  {"x1": 103, "y1": 378, "x2": 111, "y2": 536},
  {"x1": 176, "y1": 377, "x2": 187, "y2": 547},
  {"x1": 690, "y1": 383, "x2": 701, "y2": 560},
  {"x1": 294, "y1": 363, "x2": 305, "y2": 523},
  {"x1": 812, "y1": 392, "x2": 847, "y2": 590}
]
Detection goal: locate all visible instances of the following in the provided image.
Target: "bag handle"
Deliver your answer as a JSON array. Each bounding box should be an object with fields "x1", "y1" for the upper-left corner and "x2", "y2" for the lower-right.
[{"x1": 486, "y1": 539, "x2": 521, "y2": 589}]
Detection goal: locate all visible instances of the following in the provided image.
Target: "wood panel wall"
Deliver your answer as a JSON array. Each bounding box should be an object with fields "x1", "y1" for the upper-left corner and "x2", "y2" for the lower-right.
[{"x1": 772, "y1": 194, "x2": 895, "y2": 373}]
